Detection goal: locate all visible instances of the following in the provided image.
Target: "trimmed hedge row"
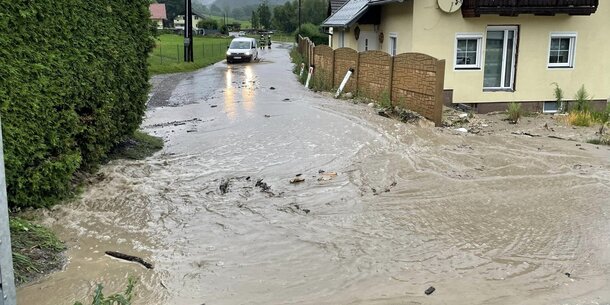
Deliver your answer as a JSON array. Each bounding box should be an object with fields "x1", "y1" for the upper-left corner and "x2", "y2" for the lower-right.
[{"x1": 0, "y1": 0, "x2": 154, "y2": 208}]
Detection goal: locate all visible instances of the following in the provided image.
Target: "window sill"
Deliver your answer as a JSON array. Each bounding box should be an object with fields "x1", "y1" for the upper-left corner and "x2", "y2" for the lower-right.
[
  {"x1": 548, "y1": 66, "x2": 574, "y2": 69},
  {"x1": 483, "y1": 88, "x2": 515, "y2": 92},
  {"x1": 454, "y1": 67, "x2": 481, "y2": 71}
]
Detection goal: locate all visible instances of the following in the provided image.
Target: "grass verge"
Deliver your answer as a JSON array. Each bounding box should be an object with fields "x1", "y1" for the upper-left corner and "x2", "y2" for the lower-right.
[
  {"x1": 108, "y1": 131, "x2": 164, "y2": 160},
  {"x1": 10, "y1": 217, "x2": 65, "y2": 285},
  {"x1": 148, "y1": 34, "x2": 232, "y2": 75}
]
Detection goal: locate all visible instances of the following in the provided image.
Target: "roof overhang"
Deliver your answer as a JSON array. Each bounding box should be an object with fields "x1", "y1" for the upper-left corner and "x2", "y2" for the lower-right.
[{"x1": 322, "y1": 0, "x2": 403, "y2": 29}]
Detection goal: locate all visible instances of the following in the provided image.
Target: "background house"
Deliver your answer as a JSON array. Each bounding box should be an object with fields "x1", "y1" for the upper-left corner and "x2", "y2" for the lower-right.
[
  {"x1": 149, "y1": 3, "x2": 167, "y2": 30},
  {"x1": 324, "y1": 0, "x2": 608, "y2": 113},
  {"x1": 174, "y1": 13, "x2": 203, "y2": 31}
]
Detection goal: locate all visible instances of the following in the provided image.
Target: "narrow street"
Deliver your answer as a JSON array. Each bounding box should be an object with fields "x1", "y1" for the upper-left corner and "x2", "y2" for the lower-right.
[{"x1": 18, "y1": 44, "x2": 610, "y2": 305}]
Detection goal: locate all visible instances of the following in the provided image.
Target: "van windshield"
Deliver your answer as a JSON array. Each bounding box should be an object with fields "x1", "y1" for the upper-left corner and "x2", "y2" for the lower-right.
[{"x1": 230, "y1": 41, "x2": 251, "y2": 49}]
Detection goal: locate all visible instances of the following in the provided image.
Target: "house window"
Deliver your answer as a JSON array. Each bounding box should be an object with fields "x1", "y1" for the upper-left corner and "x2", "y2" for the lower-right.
[
  {"x1": 543, "y1": 101, "x2": 559, "y2": 113},
  {"x1": 339, "y1": 31, "x2": 345, "y2": 48},
  {"x1": 455, "y1": 34, "x2": 482, "y2": 69},
  {"x1": 389, "y1": 33, "x2": 397, "y2": 56},
  {"x1": 483, "y1": 26, "x2": 518, "y2": 90},
  {"x1": 365, "y1": 38, "x2": 369, "y2": 51},
  {"x1": 548, "y1": 32, "x2": 576, "y2": 68}
]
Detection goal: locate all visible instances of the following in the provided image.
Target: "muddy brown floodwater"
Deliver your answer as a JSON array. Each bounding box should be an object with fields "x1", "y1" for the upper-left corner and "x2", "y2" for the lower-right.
[{"x1": 18, "y1": 44, "x2": 610, "y2": 305}]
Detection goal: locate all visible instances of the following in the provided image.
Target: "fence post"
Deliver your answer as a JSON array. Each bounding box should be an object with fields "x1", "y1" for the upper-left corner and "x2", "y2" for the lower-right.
[
  {"x1": 356, "y1": 52, "x2": 361, "y2": 94},
  {"x1": 434, "y1": 59, "x2": 446, "y2": 127},
  {"x1": 0, "y1": 117, "x2": 17, "y2": 305},
  {"x1": 389, "y1": 54, "x2": 395, "y2": 106}
]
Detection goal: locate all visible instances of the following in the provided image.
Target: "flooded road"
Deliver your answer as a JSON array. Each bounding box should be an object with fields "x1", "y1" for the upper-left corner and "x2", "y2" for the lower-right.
[{"x1": 18, "y1": 44, "x2": 610, "y2": 305}]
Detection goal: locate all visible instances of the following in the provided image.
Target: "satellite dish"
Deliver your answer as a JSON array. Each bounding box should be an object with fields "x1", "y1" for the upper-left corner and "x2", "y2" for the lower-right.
[{"x1": 438, "y1": 0, "x2": 462, "y2": 13}]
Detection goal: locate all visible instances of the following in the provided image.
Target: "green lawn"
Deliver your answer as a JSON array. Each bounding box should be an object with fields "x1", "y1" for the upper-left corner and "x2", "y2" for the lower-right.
[{"x1": 148, "y1": 34, "x2": 233, "y2": 75}]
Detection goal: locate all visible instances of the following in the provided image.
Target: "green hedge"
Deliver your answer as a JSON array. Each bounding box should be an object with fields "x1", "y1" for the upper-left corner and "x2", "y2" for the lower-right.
[{"x1": 0, "y1": 0, "x2": 154, "y2": 208}]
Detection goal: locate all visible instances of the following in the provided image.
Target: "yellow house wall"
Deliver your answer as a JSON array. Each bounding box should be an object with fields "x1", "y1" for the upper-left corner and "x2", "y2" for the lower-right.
[
  {"x1": 378, "y1": 2, "x2": 414, "y2": 53},
  {"x1": 331, "y1": 24, "x2": 373, "y2": 51},
  {"x1": 409, "y1": 0, "x2": 610, "y2": 103}
]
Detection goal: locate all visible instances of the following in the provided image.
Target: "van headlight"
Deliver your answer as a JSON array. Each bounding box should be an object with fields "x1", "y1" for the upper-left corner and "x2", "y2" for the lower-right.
[
  {"x1": 226, "y1": 51, "x2": 231, "y2": 56},
  {"x1": 245, "y1": 51, "x2": 251, "y2": 56}
]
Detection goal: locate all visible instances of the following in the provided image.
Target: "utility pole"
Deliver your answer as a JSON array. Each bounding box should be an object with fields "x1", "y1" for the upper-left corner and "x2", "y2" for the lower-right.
[
  {"x1": 184, "y1": 0, "x2": 194, "y2": 62},
  {"x1": 0, "y1": 117, "x2": 17, "y2": 305},
  {"x1": 298, "y1": 0, "x2": 302, "y2": 35}
]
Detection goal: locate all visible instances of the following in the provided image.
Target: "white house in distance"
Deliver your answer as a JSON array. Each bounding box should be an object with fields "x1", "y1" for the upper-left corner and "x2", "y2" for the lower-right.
[
  {"x1": 149, "y1": 3, "x2": 167, "y2": 30},
  {"x1": 174, "y1": 13, "x2": 203, "y2": 31},
  {"x1": 323, "y1": 0, "x2": 609, "y2": 113}
]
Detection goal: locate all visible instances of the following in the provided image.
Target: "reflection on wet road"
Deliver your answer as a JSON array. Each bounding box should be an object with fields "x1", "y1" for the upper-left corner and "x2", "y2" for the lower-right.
[{"x1": 18, "y1": 44, "x2": 610, "y2": 305}]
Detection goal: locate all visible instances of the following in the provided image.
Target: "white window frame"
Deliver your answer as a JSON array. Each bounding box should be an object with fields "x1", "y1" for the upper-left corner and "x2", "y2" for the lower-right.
[
  {"x1": 454, "y1": 33, "x2": 483, "y2": 70},
  {"x1": 388, "y1": 32, "x2": 398, "y2": 56},
  {"x1": 483, "y1": 26, "x2": 519, "y2": 90},
  {"x1": 548, "y1": 32, "x2": 577, "y2": 69},
  {"x1": 543, "y1": 101, "x2": 559, "y2": 113}
]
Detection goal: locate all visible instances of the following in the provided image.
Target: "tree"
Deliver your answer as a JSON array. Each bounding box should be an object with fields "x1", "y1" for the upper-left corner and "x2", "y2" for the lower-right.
[
  {"x1": 251, "y1": 10, "x2": 259, "y2": 30},
  {"x1": 197, "y1": 19, "x2": 219, "y2": 30},
  {"x1": 257, "y1": 1, "x2": 272, "y2": 30},
  {"x1": 210, "y1": 4, "x2": 222, "y2": 15},
  {"x1": 272, "y1": 1, "x2": 297, "y2": 33},
  {"x1": 302, "y1": 0, "x2": 328, "y2": 25}
]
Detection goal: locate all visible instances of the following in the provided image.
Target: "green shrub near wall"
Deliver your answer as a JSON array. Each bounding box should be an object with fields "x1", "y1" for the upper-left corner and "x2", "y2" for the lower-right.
[{"x1": 0, "y1": 1, "x2": 154, "y2": 209}]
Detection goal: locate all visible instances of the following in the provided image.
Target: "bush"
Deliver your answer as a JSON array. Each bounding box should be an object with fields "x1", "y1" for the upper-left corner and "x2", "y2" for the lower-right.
[
  {"x1": 310, "y1": 69, "x2": 333, "y2": 92},
  {"x1": 551, "y1": 82, "x2": 565, "y2": 113},
  {"x1": 574, "y1": 85, "x2": 591, "y2": 112},
  {"x1": 294, "y1": 23, "x2": 328, "y2": 46},
  {"x1": 379, "y1": 90, "x2": 392, "y2": 109},
  {"x1": 506, "y1": 102, "x2": 522, "y2": 124},
  {"x1": 289, "y1": 48, "x2": 308, "y2": 84},
  {"x1": 0, "y1": 1, "x2": 154, "y2": 209},
  {"x1": 74, "y1": 277, "x2": 136, "y2": 305},
  {"x1": 567, "y1": 111, "x2": 593, "y2": 127}
]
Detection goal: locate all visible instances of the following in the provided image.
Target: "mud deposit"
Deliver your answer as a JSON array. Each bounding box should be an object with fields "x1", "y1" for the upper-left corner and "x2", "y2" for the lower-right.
[{"x1": 18, "y1": 44, "x2": 610, "y2": 305}]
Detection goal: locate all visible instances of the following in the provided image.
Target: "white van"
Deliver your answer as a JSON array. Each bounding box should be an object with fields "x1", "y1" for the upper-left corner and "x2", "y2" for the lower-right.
[{"x1": 226, "y1": 37, "x2": 258, "y2": 64}]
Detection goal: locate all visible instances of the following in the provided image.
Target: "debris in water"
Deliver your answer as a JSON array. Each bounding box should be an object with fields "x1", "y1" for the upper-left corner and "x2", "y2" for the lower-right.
[
  {"x1": 264, "y1": 114, "x2": 271, "y2": 118},
  {"x1": 425, "y1": 286, "x2": 435, "y2": 295},
  {"x1": 318, "y1": 172, "x2": 337, "y2": 181},
  {"x1": 173, "y1": 122, "x2": 186, "y2": 126},
  {"x1": 255, "y1": 179, "x2": 271, "y2": 192},
  {"x1": 455, "y1": 128, "x2": 468, "y2": 133},
  {"x1": 565, "y1": 272, "x2": 571, "y2": 278},
  {"x1": 295, "y1": 173, "x2": 302, "y2": 177},
  {"x1": 219, "y1": 179, "x2": 230, "y2": 194},
  {"x1": 105, "y1": 251, "x2": 153, "y2": 269},
  {"x1": 290, "y1": 176, "x2": 305, "y2": 184},
  {"x1": 211, "y1": 105, "x2": 218, "y2": 108},
  {"x1": 187, "y1": 129, "x2": 197, "y2": 133},
  {"x1": 270, "y1": 87, "x2": 276, "y2": 90},
  {"x1": 378, "y1": 109, "x2": 390, "y2": 118},
  {"x1": 283, "y1": 98, "x2": 290, "y2": 101},
  {"x1": 318, "y1": 169, "x2": 325, "y2": 174}
]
